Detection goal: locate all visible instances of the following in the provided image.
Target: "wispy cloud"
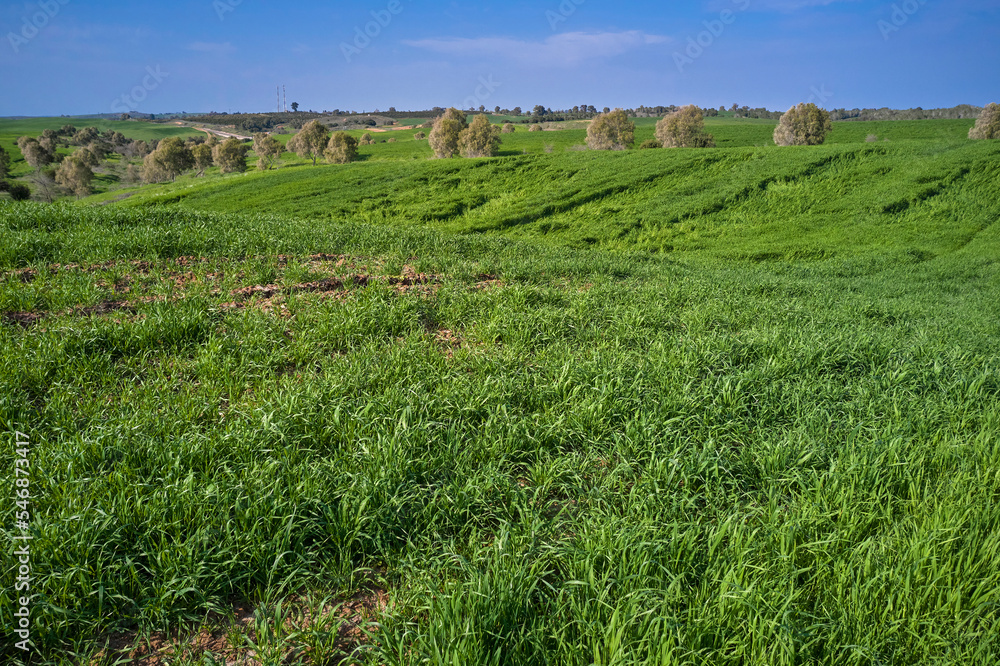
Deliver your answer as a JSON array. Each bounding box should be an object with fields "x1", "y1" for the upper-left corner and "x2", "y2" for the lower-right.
[
  {"x1": 403, "y1": 31, "x2": 669, "y2": 66},
  {"x1": 186, "y1": 41, "x2": 236, "y2": 55}
]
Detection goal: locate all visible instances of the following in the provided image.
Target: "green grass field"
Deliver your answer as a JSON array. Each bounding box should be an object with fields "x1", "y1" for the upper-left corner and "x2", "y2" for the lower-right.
[{"x1": 1, "y1": 118, "x2": 998, "y2": 664}]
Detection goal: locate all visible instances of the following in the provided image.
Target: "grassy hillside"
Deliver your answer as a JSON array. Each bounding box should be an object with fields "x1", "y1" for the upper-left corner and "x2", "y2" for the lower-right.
[
  {"x1": 1, "y1": 188, "x2": 999, "y2": 663},
  {"x1": 99, "y1": 138, "x2": 1000, "y2": 264}
]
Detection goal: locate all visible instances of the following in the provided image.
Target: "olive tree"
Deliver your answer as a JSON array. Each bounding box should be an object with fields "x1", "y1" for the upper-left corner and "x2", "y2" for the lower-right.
[
  {"x1": 969, "y1": 103, "x2": 1000, "y2": 140},
  {"x1": 655, "y1": 105, "x2": 716, "y2": 148},
  {"x1": 586, "y1": 109, "x2": 634, "y2": 150},
  {"x1": 55, "y1": 155, "x2": 94, "y2": 198},
  {"x1": 428, "y1": 108, "x2": 468, "y2": 158},
  {"x1": 0, "y1": 144, "x2": 10, "y2": 179},
  {"x1": 253, "y1": 132, "x2": 283, "y2": 170},
  {"x1": 773, "y1": 103, "x2": 832, "y2": 146},
  {"x1": 459, "y1": 115, "x2": 502, "y2": 158},
  {"x1": 17, "y1": 137, "x2": 53, "y2": 171},
  {"x1": 287, "y1": 120, "x2": 330, "y2": 166},
  {"x1": 325, "y1": 132, "x2": 359, "y2": 164},
  {"x1": 213, "y1": 138, "x2": 250, "y2": 174},
  {"x1": 147, "y1": 137, "x2": 194, "y2": 180},
  {"x1": 191, "y1": 144, "x2": 213, "y2": 176}
]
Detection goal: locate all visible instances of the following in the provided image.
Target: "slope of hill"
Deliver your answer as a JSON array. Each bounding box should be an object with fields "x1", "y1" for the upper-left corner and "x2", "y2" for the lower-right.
[{"x1": 98, "y1": 138, "x2": 1000, "y2": 266}]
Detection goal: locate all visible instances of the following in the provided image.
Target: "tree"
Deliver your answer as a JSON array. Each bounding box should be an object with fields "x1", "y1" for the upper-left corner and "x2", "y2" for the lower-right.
[
  {"x1": 141, "y1": 152, "x2": 170, "y2": 183},
  {"x1": 325, "y1": 132, "x2": 359, "y2": 164},
  {"x1": 148, "y1": 137, "x2": 194, "y2": 180},
  {"x1": 253, "y1": 132, "x2": 283, "y2": 170},
  {"x1": 773, "y1": 103, "x2": 833, "y2": 146},
  {"x1": 969, "y1": 103, "x2": 1000, "y2": 140},
  {"x1": 586, "y1": 109, "x2": 634, "y2": 151},
  {"x1": 0, "y1": 144, "x2": 9, "y2": 179},
  {"x1": 72, "y1": 127, "x2": 100, "y2": 146},
  {"x1": 291, "y1": 102, "x2": 300, "y2": 112},
  {"x1": 287, "y1": 120, "x2": 329, "y2": 166},
  {"x1": 212, "y1": 137, "x2": 250, "y2": 173},
  {"x1": 459, "y1": 114, "x2": 502, "y2": 158},
  {"x1": 17, "y1": 137, "x2": 53, "y2": 171},
  {"x1": 512, "y1": 107, "x2": 522, "y2": 116},
  {"x1": 655, "y1": 105, "x2": 716, "y2": 148},
  {"x1": 55, "y1": 155, "x2": 94, "y2": 198},
  {"x1": 191, "y1": 144, "x2": 213, "y2": 176},
  {"x1": 429, "y1": 108, "x2": 468, "y2": 158}
]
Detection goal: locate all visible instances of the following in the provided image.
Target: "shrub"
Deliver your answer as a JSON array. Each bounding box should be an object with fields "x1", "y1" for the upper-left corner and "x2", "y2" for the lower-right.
[
  {"x1": 459, "y1": 115, "x2": 502, "y2": 158},
  {"x1": 413, "y1": 132, "x2": 426, "y2": 140},
  {"x1": 969, "y1": 103, "x2": 1000, "y2": 140},
  {"x1": 9, "y1": 183, "x2": 32, "y2": 201},
  {"x1": 774, "y1": 103, "x2": 833, "y2": 146},
  {"x1": 866, "y1": 134, "x2": 879, "y2": 143},
  {"x1": 639, "y1": 139, "x2": 663, "y2": 149},
  {"x1": 655, "y1": 105, "x2": 715, "y2": 148},
  {"x1": 325, "y1": 132, "x2": 359, "y2": 164},
  {"x1": 586, "y1": 109, "x2": 634, "y2": 150},
  {"x1": 387, "y1": 138, "x2": 397, "y2": 143},
  {"x1": 359, "y1": 133, "x2": 374, "y2": 146},
  {"x1": 529, "y1": 124, "x2": 543, "y2": 132},
  {"x1": 429, "y1": 108, "x2": 468, "y2": 158},
  {"x1": 502, "y1": 123, "x2": 515, "y2": 134}
]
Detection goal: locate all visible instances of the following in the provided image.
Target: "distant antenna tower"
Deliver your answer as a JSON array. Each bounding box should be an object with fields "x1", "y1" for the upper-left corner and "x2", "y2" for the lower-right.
[
  {"x1": 277, "y1": 86, "x2": 281, "y2": 113},
  {"x1": 283, "y1": 85, "x2": 287, "y2": 113}
]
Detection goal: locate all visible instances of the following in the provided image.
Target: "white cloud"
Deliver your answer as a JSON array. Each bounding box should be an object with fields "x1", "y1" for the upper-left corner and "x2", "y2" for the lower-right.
[
  {"x1": 186, "y1": 41, "x2": 236, "y2": 55},
  {"x1": 403, "y1": 31, "x2": 669, "y2": 66}
]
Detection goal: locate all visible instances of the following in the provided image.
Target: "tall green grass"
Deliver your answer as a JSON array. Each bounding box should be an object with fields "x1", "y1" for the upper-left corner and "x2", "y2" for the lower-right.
[{"x1": 1, "y1": 199, "x2": 998, "y2": 663}]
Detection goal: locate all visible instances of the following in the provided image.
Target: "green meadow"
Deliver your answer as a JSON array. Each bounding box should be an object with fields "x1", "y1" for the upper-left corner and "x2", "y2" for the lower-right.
[{"x1": 1, "y1": 117, "x2": 999, "y2": 664}]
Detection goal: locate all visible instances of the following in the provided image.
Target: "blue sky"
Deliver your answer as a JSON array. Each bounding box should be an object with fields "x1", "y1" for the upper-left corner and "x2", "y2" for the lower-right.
[{"x1": 1, "y1": 0, "x2": 998, "y2": 116}]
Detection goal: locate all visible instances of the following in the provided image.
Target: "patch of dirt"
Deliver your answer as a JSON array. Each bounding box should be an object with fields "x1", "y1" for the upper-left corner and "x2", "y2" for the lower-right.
[
  {"x1": 91, "y1": 586, "x2": 388, "y2": 666},
  {"x1": 473, "y1": 273, "x2": 504, "y2": 290},
  {"x1": 2, "y1": 311, "x2": 42, "y2": 328},
  {"x1": 370, "y1": 125, "x2": 415, "y2": 133}
]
